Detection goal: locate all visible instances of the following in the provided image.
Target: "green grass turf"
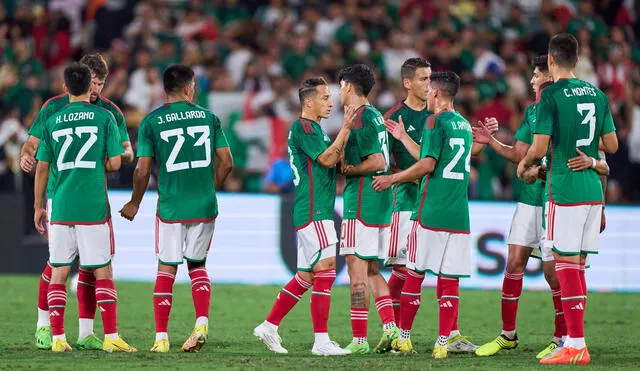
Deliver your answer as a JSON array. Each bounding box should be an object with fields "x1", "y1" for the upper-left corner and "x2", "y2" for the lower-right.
[{"x1": 1, "y1": 275, "x2": 639, "y2": 370}]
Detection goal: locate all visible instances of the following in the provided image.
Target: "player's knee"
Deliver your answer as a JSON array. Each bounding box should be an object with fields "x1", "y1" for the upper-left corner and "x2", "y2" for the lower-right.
[
  {"x1": 543, "y1": 263, "x2": 559, "y2": 288},
  {"x1": 93, "y1": 265, "x2": 112, "y2": 280},
  {"x1": 506, "y1": 250, "x2": 527, "y2": 273},
  {"x1": 314, "y1": 257, "x2": 336, "y2": 271},
  {"x1": 187, "y1": 260, "x2": 206, "y2": 272},
  {"x1": 158, "y1": 262, "x2": 178, "y2": 276},
  {"x1": 297, "y1": 270, "x2": 314, "y2": 283},
  {"x1": 50, "y1": 266, "x2": 72, "y2": 284},
  {"x1": 367, "y1": 260, "x2": 380, "y2": 276}
]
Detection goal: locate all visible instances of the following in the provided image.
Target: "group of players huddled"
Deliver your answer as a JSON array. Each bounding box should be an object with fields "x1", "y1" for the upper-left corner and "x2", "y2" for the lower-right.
[{"x1": 21, "y1": 32, "x2": 617, "y2": 365}]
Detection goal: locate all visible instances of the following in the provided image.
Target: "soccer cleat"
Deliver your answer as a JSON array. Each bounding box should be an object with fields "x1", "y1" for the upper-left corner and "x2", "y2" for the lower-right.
[
  {"x1": 373, "y1": 326, "x2": 400, "y2": 353},
  {"x1": 432, "y1": 344, "x2": 448, "y2": 359},
  {"x1": 447, "y1": 334, "x2": 479, "y2": 353},
  {"x1": 181, "y1": 324, "x2": 208, "y2": 353},
  {"x1": 76, "y1": 334, "x2": 103, "y2": 350},
  {"x1": 311, "y1": 341, "x2": 351, "y2": 356},
  {"x1": 391, "y1": 337, "x2": 415, "y2": 354},
  {"x1": 51, "y1": 338, "x2": 72, "y2": 352},
  {"x1": 542, "y1": 341, "x2": 564, "y2": 359},
  {"x1": 103, "y1": 336, "x2": 137, "y2": 353},
  {"x1": 345, "y1": 341, "x2": 370, "y2": 354},
  {"x1": 253, "y1": 323, "x2": 288, "y2": 354},
  {"x1": 540, "y1": 346, "x2": 590, "y2": 365},
  {"x1": 150, "y1": 339, "x2": 170, "y2": 353},
  {"x1": 475, "y1": 334, "x2": 518, "y2": 356},
  {"x1": 35, "y1": 326, "x2": 52, "y2": 350},
  {"x1": 536, "y1": 340, "x2": 560, "y2": 359}
]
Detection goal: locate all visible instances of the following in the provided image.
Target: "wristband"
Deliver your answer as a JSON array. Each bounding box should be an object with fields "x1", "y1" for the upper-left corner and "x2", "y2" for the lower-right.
[{"x1": 590, "y1": 157, "x2": 596, "y2": 169}]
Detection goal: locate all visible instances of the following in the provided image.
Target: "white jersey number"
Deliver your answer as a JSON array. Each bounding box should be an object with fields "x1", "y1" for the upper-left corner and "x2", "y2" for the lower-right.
[
  {"x1": 52, "y1": 126, "x2": 98, "y2": 171},
  {"x1": 287, "y1": 145, "x2": 301, "y2": 186},
  {"x1": 160, "y1": 125, "x2": 211, "y2": 172},
  {"x1": 442, "y1": 138, "x2": 470, "y2": 180},
  {"x1": 576, "y1": 103, "x2": 596, "y2": 147}
]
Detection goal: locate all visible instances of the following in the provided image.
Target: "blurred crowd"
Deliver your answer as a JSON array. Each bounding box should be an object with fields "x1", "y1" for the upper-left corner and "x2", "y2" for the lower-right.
[{"x1": 0, "y1": 0, "x2": 639, "y2": 203}]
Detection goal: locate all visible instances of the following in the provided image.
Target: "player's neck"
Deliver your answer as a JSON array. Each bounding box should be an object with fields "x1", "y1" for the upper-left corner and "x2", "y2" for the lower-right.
[
  {"x1": 300, "y1": 111, "x2": 320, "y2": 123},
  {"x1": 69, "y1": 93, "x2": 90, "y2": 103},
  {"x1": 349, "y1": 95, "x2": 368, "y2": 108},
  {"x1": 166, "y1": 95, "x2": 189, "y2": 103},
  {"x1": 552, "y1": 69, "x2": 576, "y2": 81},
  {"x1": 433, "y1": 100, "x2": 454, "y2": 115},
  {"x1": 404, "y1": 94, "x2": 426, "y2": 111}
]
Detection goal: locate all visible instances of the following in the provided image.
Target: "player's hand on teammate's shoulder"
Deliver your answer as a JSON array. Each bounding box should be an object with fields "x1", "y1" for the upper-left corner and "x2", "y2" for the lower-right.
[
  {"x1": 567, "y1": 148, "x2": 593, "y2": 171},
  {"x1": 34, "y1": 207, "x2": 47, "y2": 235},
  {"x1": 384, "y1": 116, "x2": 407, "y2": 140},
  {"x1": 20, "y1": 155, "x2": 36, "y2": 174},
  {"x1": 372, "y1": 175, "x2": 393, "y2": 192},
  {"x1": 342, "y1": 105, "x2": 357, "y2": 129},
  {"x1": 119, "y1": 201, "x2": 140, "y2": 221}
]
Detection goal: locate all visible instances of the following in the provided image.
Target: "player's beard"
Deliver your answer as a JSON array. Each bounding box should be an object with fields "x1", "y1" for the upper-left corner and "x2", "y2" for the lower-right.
[{"x1": 90, "y1": 93, "x2": 98, "y2": 103}]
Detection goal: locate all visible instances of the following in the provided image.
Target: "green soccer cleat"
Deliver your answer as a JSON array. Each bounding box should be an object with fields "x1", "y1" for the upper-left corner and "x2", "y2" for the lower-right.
[
  {"x1": 345, "y1": 341, "x2": 370, "y2": 354},
  {"x1": 373, "y1": 327, "x2": 399, "y2": 353},
  {"x1": 536, "y1": 340, "x2": 561, "y2": 359},
  {"x1": 35, "y1": 326, "x2": 52, "y2": 350},
  {"x1": 447, "y1": 334, "x2": 479, "y2": 353},
  {"x1": 76, "y1": 334, "x2": 103, "y2": 350},
  {"x1": 475, "y1": 334, "x2": 518, "y2": 357}
]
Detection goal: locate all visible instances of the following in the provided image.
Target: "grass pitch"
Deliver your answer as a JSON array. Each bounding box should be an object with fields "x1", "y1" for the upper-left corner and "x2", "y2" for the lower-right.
[{"x1": 1, "y1": 275, "x2": 638, "y2": 370}]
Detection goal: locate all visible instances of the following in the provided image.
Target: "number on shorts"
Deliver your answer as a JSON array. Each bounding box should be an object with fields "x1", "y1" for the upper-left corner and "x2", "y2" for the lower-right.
[
  {"x1": 160, "y1": 126, "x2": 211, "y2": 172},
  {"x1": 442, "y1": 138, "x2": 470, "y2": 180},
  {"x1": 576, "y1": 103, "x2": 596, "y2": 147},
  {"x1": 53, "y1": 126, "x2": 98, "y2": 170}
]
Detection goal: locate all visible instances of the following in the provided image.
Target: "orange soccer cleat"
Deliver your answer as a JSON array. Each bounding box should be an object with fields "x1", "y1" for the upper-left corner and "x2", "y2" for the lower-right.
[{"x1": 540, "y1": 346, "x2": 590, "y2": 365}]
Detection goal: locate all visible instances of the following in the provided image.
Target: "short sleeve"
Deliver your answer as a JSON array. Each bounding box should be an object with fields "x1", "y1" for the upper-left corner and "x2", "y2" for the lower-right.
[
  {"x1": 28, "y1": 104, "x2": 52, "y2": 139},
  {"x1": 113, "y1": 108, "x2": 130, "y2": 143},
  {"x1": 212, "y1": 115, "x2": 229, "y2": 148},
  {"x1": 514, "y1": 114, "x2": 532, "y2": 145},
  {"x1": 353, "y1": 109, "x2": 382, "y2": 158},
  {"x1": 35, "y1": 123, "x2": 52, "y2": 162},
  {"x1": 136, "y1": 118, "x2": 155, "y2": 157},
  {"x1": 601, "y1": 97, "x2": 616, "y2": 135},
  {"x1": 534, "y1": 90, "x2": 554, "y2": 136},
  {"x1": 423, "y1": 120, "x2": 443, "y2": 160},
  {"x1": 295, "y1": 122, "x2": 328, "y2": 161},
  {"x1": 106, "y1": 117, "x2": 124, "y2": 157}
]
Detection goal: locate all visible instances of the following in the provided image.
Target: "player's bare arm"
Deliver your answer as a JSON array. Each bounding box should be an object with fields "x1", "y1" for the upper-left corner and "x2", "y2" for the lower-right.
[
  {"x1": 472, "y1": 122, "x2": 529, "y2": 163},
  {"x1": 600, "y1": 132, "x2": 618, "y2": 154},
  {"x1": 517, "y1": 133, "x2": 550, "y2": 179},
  {"x1": 119, "y1": 156, "x2": 152, "y2": 221},
  {"x1": 372, "y1": 157, "x2": 436, "y2": 192},
  {"x1": 214, "y1": 146, "x2": 233, "y2": 189},
  {"x1": 33, "y1": 160, "x2": 49, "y2": 235},
  {"x1": 567, "y1": 148, "x2": 609, "y2": 175},
  {"x1": 104, "y1": 153, "x2": 122, "y2": 173},
  {"x1": 20, "y1": 136, "x2": 40, "y2": 173},
  {"x1": 341, "y1": 153, "x2": 386, "y2": 176},
  {"x1": 385, "y1": 116, "x2": 420, "y2": 160},
  {"x1": 121, "y1": 141, "x2": 135, "y2": 164},
  {"x1": 317, "y1": 105, "x2": 356, "y2": 168}
]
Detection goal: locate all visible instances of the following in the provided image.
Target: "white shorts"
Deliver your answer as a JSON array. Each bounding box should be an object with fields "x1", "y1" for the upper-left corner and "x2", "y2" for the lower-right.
[
  {"x1": 507, "y1": 203, "x2": 543, "y2": 248},
  {"x1": 155, "y1": 217, "x2": 215, "y2": 265},
  {"x1": 546, "y1": 202, "x2": 602, "y2": 256},
  {"x1": 296, "y1": 220, "x2": 338, "y2": 271},
  {"x1": 406, "y1": 221, "x2": 471, "y2": 277},
  {"x1": 49, "y1": 219, "x2": 115, "y2": 269},
  {"x1": 385, "y1": 211, "x2": 412, "y2": 266},
  {"x1": 339, "y1": 219, "x2": 390, "y2": 260}
]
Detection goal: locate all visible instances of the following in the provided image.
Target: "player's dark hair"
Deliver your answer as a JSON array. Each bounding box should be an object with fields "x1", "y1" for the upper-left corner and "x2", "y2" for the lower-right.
[
  {"x1": 79, "y1": 53, "x2": 109, "y2": 80},
  {"x1": 401, "y1": 58, "x2": 431, "y2": 80},
  {"x1": 532, "y1": 55, "x2": 549, "y2": 72},
  {"x1": 64, "y1": 62, "x2": 91, "y2": 96},
  {"x1": 430, "y1": 71, "x2": 460, "y2": 98},
  {"x1": 298, "y1": 77, "x2": 327, "y2": 103},
  {"x1": 337, "y1": 64, "x2": 375, "y2": 96},
  {"x1": 548, "y1": 33, "x2": 579, "y2": 68},
  {"x1": 163, "y1": 65, "x2": 195, "y2": 95}
]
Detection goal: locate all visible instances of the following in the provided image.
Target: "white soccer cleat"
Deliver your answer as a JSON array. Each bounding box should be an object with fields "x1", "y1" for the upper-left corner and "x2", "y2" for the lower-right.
[
  {"x1": 253, "y1": 323, "x2": 288, "y2": 354},
  {"x1": 312, "y1": 341, "x2": 351, "y2": 356},
  {"x1": 446, "y1": 334, "x2": 479, "y2": 353}
]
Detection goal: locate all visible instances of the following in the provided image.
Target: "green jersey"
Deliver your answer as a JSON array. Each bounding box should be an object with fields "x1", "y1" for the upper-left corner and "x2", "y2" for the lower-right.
[
  {"x1": 535, "y1": 78, "x2": 616, "y2": 205},
  {"x1": 384, "y1": 101, "x2": 431, "y2": 212},
  {"x1": 343, "y1": 105, "x2": 392, "y2": 226},
  {"x1": 28, "y1": 94, "x2": 130, "y2": 198},
  {"x1": 513, "y1": 103, "x2": 544, "y2": 207},
  {"x1": 35, "y1": 102, "x2": 123, "y2": 223},
  {"x1": 137, "y1": 101, "x2": 229, "y2": 222},
  {"x1": 416, "y1": 111, "x2": 472, "y2": 233},
  {"x1": 288, "y1": 118, "x2": 336, "y2": 229}
]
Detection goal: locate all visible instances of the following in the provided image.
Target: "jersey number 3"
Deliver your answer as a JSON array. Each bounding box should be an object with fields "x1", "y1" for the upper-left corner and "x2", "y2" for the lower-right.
[
  {"x1": 576, "y1": 103, "x2": 596, "y2": 147},
  {"x1": 160, "y1": 126, "x2": 211, "y2": 172}
]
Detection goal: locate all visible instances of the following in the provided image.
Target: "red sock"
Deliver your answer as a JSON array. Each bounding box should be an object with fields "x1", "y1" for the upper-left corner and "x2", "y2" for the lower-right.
[
  {"x1": 438, "y1": 276, "x2": 459, "y2": 337},
  {"x1": 47, "y1": 283, "x2": 67, "y2": 336},
  {"x1": 501, "y1": 271, "x2": 524, "y2": 332},
  {"x1": 375, "y1": 295, "x2": 395, "y2": 326},
  {"x1": 310, "y1": 269, "x2": 336, "y2": 333},
  {"x1": 153, "y1": 271, "x2": 175, "y2": 333},
  {"x1": 579, "y1": 263, "x2": 587, "y2": 311},
  {"x1": 95, "y1": 279, "x2": 118, "y2": 335},
  {"x1": 555, "y1": 261, "x2": 586, "y2": 339},
  {"x1": 266, "y1": 272, "x2": 311, "y2": 326},
  {"x1": 38, "y1": 263, "x2": 52, "y2": 311},
  {"x1": 437, "y1": 276, "x2": 460, "y2": 333},
  {"x1": 77, "y1": 268, "x2": 96, "y2": 320},
  {"x1": 189, "y1": 267, "x2": 211, "y2": 319},
  {"x1": 388, "y1": 268, "x2": 406, "y2": 324},
  {"x1": 551, "y1": 288, "x2": 567, "y2": 338},
  {"x1": 350, "y1": 307, "x2": 368, "y2": 338},
  {"x1": 399, "y1": 270, "x2": 424, "y2": 331}
]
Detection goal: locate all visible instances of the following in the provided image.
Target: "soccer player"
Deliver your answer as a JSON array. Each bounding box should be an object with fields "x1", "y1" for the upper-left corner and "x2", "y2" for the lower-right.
[
  {"x1": 382, "y1": 58, "x2": 431, "y2": 323},
  {"x1": 517, "y1": 34, "x2": 618, "y2": 365},
  {"x1": 119, "y1": 65, "x2": 233, "y2": 353},
  {"x1": 372, "y1": 71, "x2": 480, "y2": 358},
  {"x1": 336, "y1": 64, "x2": 399, "y2": 354},
  {"x1": 20, "y1": 53, "x2": 134, "y2": 351},
  {"x1": 33, "y1": 63, "x2": 135, "y2": 353},
  {"x1": 253, "y1": 77, "x2": 354, "y2": 356}
]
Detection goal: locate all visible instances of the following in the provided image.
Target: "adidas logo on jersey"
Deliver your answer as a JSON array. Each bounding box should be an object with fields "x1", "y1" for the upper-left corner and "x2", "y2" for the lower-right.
[
  {"x1": 409, "y1": 299, "x2": 421, "y2": 306},
  {"x1": 407, "y1": 125, "x2": 416, "y2": 132},
  {"x1": 196, "y1": 285, "x2": 210, "y2": 292},
  {"x1": 571, "y1": 302, "x2": 585, "y2": 311},
  {"x1": 440, "y1": 300, "x2": 453, "y2": 308},
  {"x1": 50, "y1": 310, "x2": 60, "y2": 317},
  {"x1": 157, "y1": 299, "x2": 172, "y2": 306},
  {"x1": 99, "y1": 306, "x2": 106, "y2": 313}
]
